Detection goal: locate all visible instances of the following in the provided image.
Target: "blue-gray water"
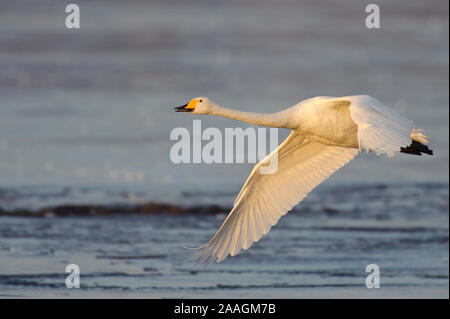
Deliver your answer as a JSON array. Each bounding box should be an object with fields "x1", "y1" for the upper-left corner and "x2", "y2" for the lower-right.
[
  {"x1": 0, "y1": 0, "x2": 448, "y2": 298},
  {"x1": 0, "y1": 183, "x2": 448, "y2": 298}
]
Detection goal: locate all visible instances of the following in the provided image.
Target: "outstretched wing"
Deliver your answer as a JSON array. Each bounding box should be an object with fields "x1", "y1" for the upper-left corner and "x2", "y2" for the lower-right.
[
  {"x1": 192, "y1": 131, "x2": 359, "y2": 265},
  {"x1": 346, "y1": 95, "x2": 415, "y2": 157}
]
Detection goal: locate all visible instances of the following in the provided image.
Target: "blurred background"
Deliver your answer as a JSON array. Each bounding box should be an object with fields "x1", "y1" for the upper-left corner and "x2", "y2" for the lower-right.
[{"x1": 0, "y1": 0, "x2": 448, "y2": 298}]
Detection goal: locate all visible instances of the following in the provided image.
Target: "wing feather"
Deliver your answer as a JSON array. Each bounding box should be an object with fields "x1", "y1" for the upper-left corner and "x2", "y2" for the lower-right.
[
  {"x1": 346, "y1": 95, "x2": 414, "y2": 157},
  {"x1": 192, "y1": 132, "x2": 359, "y2": 265}
]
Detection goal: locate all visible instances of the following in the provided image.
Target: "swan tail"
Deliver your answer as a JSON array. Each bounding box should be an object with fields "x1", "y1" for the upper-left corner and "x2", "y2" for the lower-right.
[{"x1": 410, "y1": 128, "x2": 428, "y2": 144}]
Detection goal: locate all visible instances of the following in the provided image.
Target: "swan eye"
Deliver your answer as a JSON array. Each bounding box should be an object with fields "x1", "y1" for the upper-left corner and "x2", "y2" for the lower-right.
[{"x1": 199, "y1": 99, "x2": 203, "y2": 102}]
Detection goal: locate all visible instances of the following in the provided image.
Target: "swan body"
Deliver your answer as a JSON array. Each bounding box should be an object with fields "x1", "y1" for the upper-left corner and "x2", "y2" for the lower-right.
[{"x1": 175, "y1": 95, "x2": 432, "y2": 265}]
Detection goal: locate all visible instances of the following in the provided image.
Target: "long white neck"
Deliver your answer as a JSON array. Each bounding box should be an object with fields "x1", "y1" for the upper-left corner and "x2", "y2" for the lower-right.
[{"x1": 208, "y1": 103, "x2": 293, "y2": 129}]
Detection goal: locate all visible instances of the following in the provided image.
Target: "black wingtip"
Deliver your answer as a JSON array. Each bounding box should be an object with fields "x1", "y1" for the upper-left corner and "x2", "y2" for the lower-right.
[{"x1": 400, "y1": 140, "x2": 433, "y2": 156}]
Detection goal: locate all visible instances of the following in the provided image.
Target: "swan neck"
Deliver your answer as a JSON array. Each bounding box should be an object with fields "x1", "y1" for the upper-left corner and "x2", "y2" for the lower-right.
[{"x1": 210, "y1": 103, "x2": 288, "y2": 128}]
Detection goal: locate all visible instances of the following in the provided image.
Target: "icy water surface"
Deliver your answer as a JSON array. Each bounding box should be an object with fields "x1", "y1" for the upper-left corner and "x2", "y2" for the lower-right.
[{"x1": 0, "y1": 183, "x2": 448, "y2": 298}]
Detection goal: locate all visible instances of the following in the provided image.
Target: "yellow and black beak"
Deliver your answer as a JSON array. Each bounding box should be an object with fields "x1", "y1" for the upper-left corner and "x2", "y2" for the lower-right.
[
  {"x1": 174, "y1": 103, "x2": 192, "y2": 112},
  {"x1": 175, "y1": 99, "x2": 199, "y2": 112}
]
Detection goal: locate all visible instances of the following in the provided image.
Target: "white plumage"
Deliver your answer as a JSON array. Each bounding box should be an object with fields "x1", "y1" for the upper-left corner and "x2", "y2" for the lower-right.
[
  {"x1": 175, "y1": 95, "x2": 432, "y2": 265},
  {"x1": 348, "y1": 95, "x2": 414, "y2": 156}
]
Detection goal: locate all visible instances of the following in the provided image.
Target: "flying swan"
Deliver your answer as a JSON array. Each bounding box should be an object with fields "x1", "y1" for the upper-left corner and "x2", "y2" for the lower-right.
[{"x1": 174, "y1": 95, "x2": 433, "y2": 265}]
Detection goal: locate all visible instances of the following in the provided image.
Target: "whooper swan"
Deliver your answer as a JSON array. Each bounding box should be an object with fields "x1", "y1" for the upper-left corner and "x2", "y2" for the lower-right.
[{"x1": 175, "y1": 95, "x2": 433, "y2": 265}]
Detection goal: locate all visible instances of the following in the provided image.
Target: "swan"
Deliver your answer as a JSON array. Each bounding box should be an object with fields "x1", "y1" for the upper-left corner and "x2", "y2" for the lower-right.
[{"x1": 174, "y1": 95, "x2": 433, "y2": 265}]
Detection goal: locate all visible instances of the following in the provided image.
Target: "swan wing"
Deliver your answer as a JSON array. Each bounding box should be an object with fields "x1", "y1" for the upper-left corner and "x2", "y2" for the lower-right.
[
  {"x1": 192, "y1": 131, "x2": 359, "y2": 265},
  {"x1": 345, "y1": 95, "x2": 415, "y2": 157}
]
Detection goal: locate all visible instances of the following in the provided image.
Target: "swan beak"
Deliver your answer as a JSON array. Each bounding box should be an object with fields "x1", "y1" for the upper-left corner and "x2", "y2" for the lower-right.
[{"x1": 174, "y1": 103, "x2": 192, "y2": 112}]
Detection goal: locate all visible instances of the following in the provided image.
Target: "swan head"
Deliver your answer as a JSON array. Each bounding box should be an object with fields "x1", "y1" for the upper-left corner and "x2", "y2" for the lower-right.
[{"x1": 174, "y1": 97, "x2": 211, "y2": 114}]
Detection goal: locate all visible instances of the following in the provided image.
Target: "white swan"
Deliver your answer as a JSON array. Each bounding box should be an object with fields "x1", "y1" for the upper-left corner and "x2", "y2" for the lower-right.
[{"x1": 175, "y1": 95, "x2": 433, "y2": 265}]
